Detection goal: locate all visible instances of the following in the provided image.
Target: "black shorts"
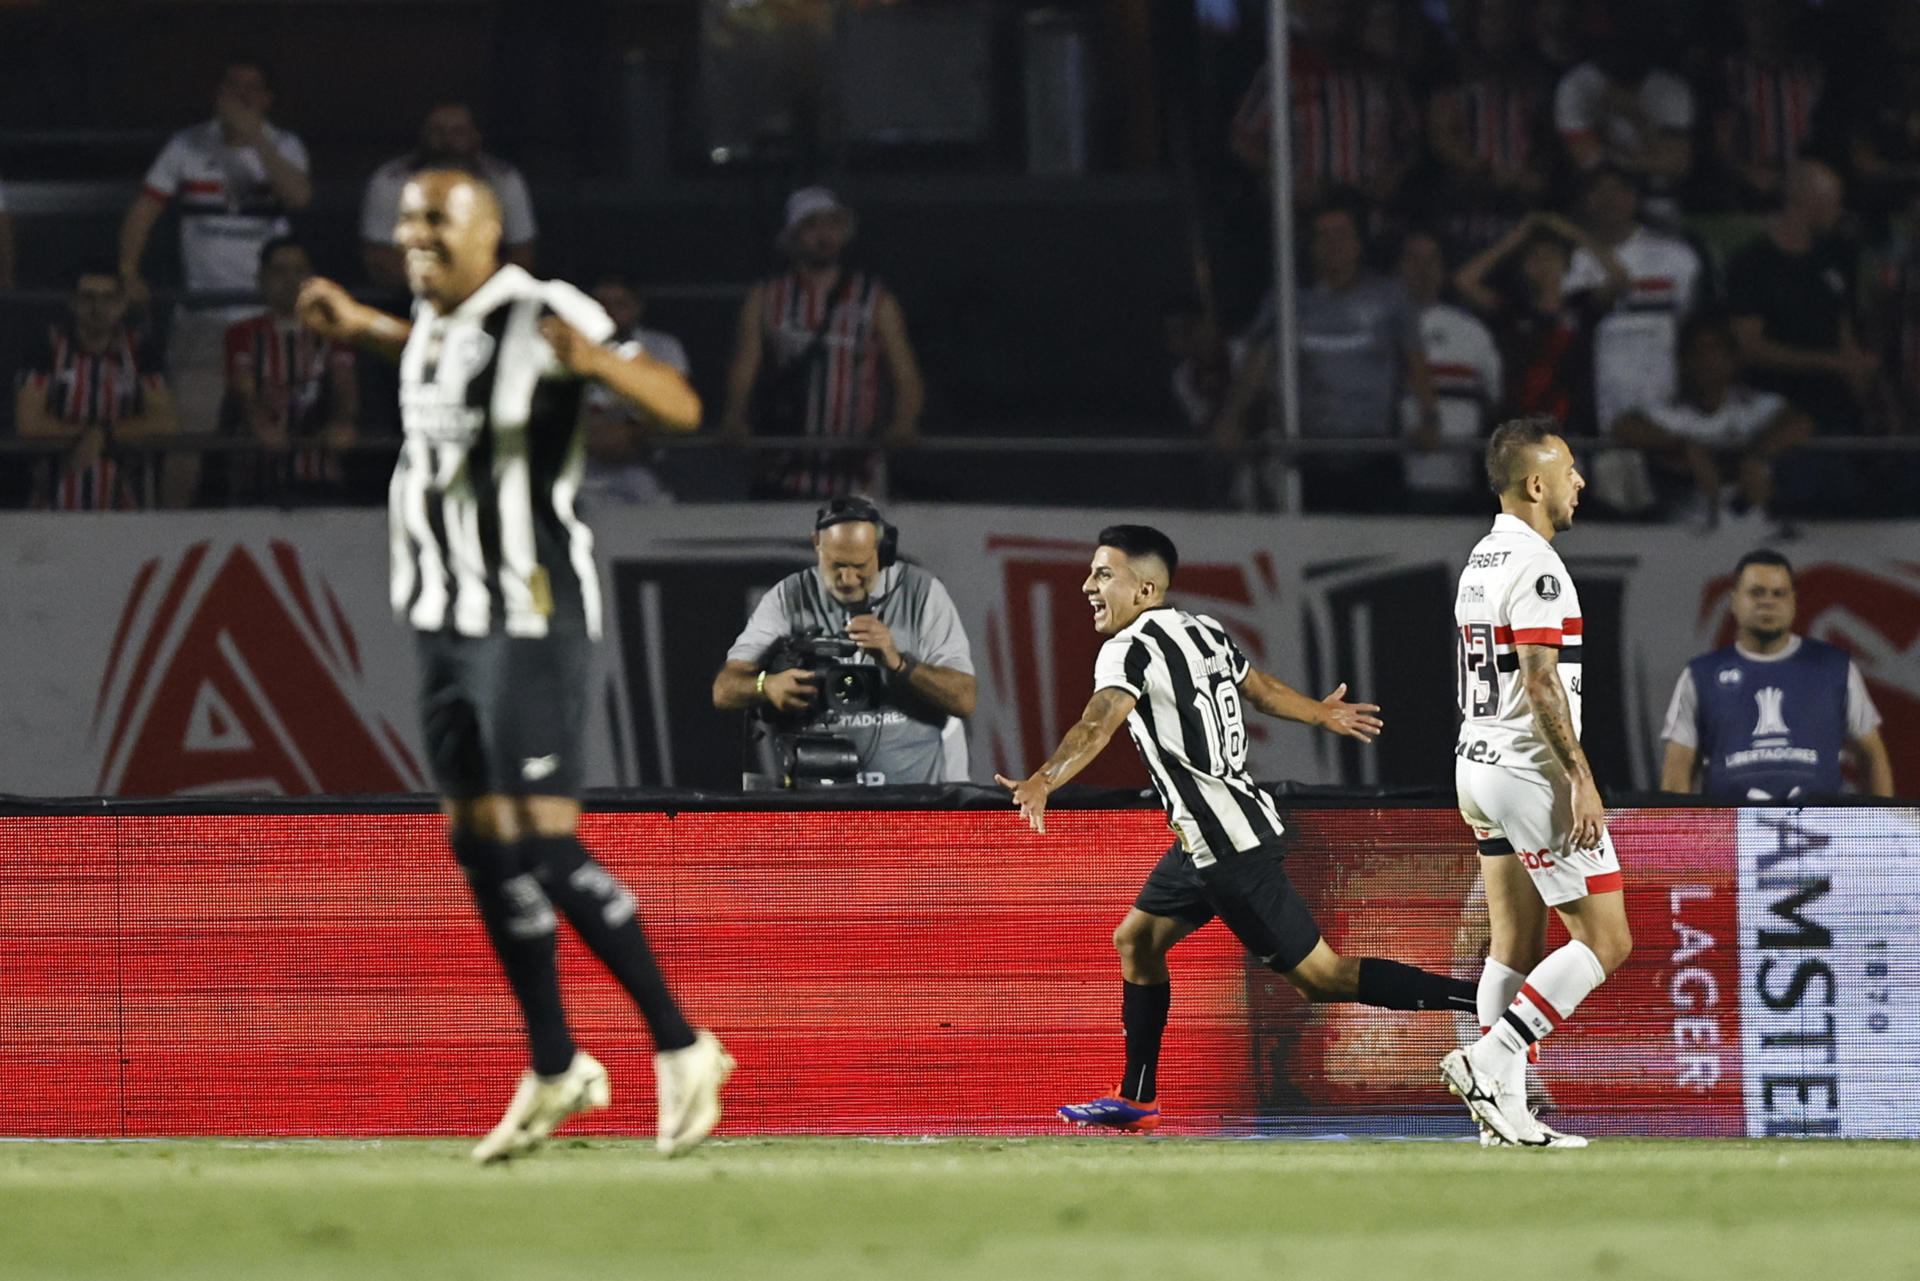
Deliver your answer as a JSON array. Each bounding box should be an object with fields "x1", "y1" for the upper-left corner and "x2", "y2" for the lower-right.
[
  {"x1": 415, "y1": 628, "x2": 590, "y2": 800},
  {"x1": 1132, "y1": 840, "x2": 1322, "y2": 972}
]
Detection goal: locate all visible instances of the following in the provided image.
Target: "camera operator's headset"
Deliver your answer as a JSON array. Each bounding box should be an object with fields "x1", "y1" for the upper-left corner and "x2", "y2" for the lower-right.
[{"x1": 813, "y1": 495, "x2": 898, "y2": 570}]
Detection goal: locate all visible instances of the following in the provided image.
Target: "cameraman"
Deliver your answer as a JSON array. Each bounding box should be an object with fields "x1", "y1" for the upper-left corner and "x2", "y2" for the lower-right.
[{"x1": 711, "y1": 498, "x2": 977, "y2": 785}]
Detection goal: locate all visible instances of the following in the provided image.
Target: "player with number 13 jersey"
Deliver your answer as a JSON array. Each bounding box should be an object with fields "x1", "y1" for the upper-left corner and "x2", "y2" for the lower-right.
[{"x1": 1442, "y1": 417, "x2": 1635, "y2": 1149}]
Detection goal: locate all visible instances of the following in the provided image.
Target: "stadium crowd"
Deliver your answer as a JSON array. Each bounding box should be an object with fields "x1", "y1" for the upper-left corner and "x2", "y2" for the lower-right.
[{"x1": 3, "y1": 0, "x2": 1919, "y2": 519}]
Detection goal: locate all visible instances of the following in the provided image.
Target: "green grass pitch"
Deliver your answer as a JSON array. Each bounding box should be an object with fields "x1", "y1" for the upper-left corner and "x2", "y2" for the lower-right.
[{"x1": 5, "y1": 1137, "x2": 1918, "y2": 1281}]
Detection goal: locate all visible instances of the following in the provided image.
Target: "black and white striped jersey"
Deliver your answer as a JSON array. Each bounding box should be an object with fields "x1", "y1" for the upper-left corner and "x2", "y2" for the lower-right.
[
  {"x1": 392, "y1": 264, "x2": 613, "y2": 639},
  {"x1": 1094, "y1": 606, "x2": 1286, "y2": 865}
]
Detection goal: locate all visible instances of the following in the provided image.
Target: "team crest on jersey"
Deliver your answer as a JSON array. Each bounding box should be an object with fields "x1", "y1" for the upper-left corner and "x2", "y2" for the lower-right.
[
  {"x1": 445, "y1": 328, "x2": 496, "y2": 380},
  {"x1": 1717, "y1": 666, "x2": 1743, "y2": 687},
  {"x1": 1535, "y1": 574, "x2": 1561, "y2": 600}
]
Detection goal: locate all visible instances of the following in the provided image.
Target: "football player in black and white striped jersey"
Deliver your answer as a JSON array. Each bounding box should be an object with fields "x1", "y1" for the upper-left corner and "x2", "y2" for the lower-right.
[
  {"x1": 299, "y1": 169, "x2": 730, "y2": 1162},
  {"x1": 998, "y1": 525, "x2": 1478, "y2": 1131}
]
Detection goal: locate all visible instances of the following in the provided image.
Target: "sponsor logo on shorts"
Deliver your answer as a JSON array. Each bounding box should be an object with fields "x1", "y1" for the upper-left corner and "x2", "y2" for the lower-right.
[{"x1": 521, "y1": 753, "x2": 560, "y2": 781}]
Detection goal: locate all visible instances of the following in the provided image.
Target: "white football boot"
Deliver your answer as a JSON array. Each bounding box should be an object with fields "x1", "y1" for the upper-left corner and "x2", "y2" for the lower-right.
[
  {"x1": 1442, "y1": 1046, "x2": 1545, "y2": 1145},
  {"x1": 654, "y1": 1031, "x2": 735, "y2": 1157},
  {"x1": 471, "y1": 1050, "x2": 612, "y2": 1164},
  {"x1": 1478, "y1": 1056, "x2": 1590, "y2": 1148}
]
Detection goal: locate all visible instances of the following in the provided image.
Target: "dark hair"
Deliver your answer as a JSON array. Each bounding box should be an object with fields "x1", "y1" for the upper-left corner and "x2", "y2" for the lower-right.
[
  {"x1": 1678, "y1": 309, "x2": 1736, "y2": 356},
  {"x1": 219, "y1": 57, "x2": 275, "y2": 94},
  {"x1": 1485, "y1": 414, "x2": 1561, "y2": 496},
  {"x1": 1309, "y1": 190, "x2": 1371, "y2": 244},
  {"x1": 258, "y1": 235, "x2": 307, "y2": 272},
  {"x1": 592, "y1": 272, "x2": 638, "y2": 292},
  {"x1": 1580, "y1": 161, "x2": 1641, "y2": 198},
  {"x1": 1097, "y1": 524, "x2": 1179, "y2": 581},
  {"x1": 1519, "y1": 224, "x2": 1573, "y2": 260},
  {"x1": 1734, "y1": 548, "x2": 1794, "y2": 583}
]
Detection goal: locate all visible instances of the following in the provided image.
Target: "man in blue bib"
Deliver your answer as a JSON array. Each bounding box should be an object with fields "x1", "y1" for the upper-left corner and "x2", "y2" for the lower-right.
[{"x1": 1660, "y1": 550, "x2": 1893, "y2": 799}]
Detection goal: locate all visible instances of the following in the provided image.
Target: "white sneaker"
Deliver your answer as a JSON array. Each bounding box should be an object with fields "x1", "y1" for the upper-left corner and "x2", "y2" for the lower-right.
[
  {"x1": 654, "y1": 1031, "x2": 734, "y2": 1157},
  {"x1": 1441, "y1": 1046, "x2": 1544, "y2": 1145},
  {"x1": 471, "y1": 1050, "x2": 612, "y2": 1164}
]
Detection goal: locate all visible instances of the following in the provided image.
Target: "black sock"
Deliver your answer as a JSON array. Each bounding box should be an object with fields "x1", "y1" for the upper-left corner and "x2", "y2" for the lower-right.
[
  {"x1": 523, "y1": 834, "x2": 697, "y2": 1052},
  {"x1": 1120, "y1": 980, "x2": 1171, "y2": 1103},
  {"x1": 451, "y1": 832, "x2": 576, "y2": 1076},
  {"x1": 1355, "y1": 958, "x2": 1478, "y2": 1012}
]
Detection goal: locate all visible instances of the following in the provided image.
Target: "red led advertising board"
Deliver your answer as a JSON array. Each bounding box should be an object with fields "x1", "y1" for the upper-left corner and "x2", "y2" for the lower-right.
[{"x1": 2, "y1": 806, "x2": 1910, "y2": 1138}]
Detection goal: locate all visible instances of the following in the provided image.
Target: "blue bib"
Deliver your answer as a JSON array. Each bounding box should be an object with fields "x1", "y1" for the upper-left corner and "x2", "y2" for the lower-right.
[{"x1": 1688, "y1": 638, "x2": 1851, "y2": 800}]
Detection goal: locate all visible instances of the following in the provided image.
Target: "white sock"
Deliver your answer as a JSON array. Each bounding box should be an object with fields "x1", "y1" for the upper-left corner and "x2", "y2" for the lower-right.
[
  {"x1": 1477, "y1": 959, "x2": 1528, "y2": 1097},
  {"x1": 1480, "y1": 940, "x2": 1606, "y2": 1062}
]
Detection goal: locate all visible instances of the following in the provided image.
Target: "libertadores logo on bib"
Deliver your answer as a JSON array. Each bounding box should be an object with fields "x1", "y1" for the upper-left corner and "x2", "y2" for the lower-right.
[
  {"x1": 92, "y1": 540, "x2": 425, "y2": 796},
  {"x1": 1699, "y1": 560, "x2": 1920, "y2": 796}
]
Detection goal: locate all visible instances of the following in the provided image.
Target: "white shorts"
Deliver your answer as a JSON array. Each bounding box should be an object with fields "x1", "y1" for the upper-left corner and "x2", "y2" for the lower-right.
[{"x1": 1455, "y1": 757, "x2": 1623, "y2": 907}]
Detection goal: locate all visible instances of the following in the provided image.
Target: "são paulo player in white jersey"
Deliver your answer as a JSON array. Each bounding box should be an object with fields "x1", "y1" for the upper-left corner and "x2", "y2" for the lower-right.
[{"x1": 1441, "y1": 415, "x2": 1634, "y2": 1146}]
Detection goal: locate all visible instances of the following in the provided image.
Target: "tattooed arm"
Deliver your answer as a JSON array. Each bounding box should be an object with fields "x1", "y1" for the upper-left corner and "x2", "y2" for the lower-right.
[
  {"x1": 1518, "y1": 643, "x2": 1606, "y2": 849},
  {"x1": 994, "y1": 687, "x2": 1138, "y2": 834}
]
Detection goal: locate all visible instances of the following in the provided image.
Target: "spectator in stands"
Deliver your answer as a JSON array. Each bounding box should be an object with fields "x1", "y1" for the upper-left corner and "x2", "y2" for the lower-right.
[
  {"x1": 1211, "y1": 198, "x2": 1437, "y2": 512},
  {"x1": 581, "y1": 274, "x2": 691, "y2": 507},
  {"x1": 1568, "y1": 164, "x2": 1705, "y2": 511},
  {"x1": 360, "y1": 103, "x2": 537, "y2": 294},
  {"x1": 1660, "y1": 549, "x2": 1893, "y2": 800},
  {"x1": 1398, "y1": 229, "x2": 1502, "y2": 512},
  {"x1": 1869, "y1": 189, "x2": 1920, "y2": 434},
  {"x1": 1553, "y1": 5, "x2": 1695, "y2": 219},
  {"x1": 1726, "y1": 159, "x2": 1891, "y2": 514},
  {"x1": 1726, "y1": 159, "x2": 1873, "y2": 435},
  {"x1": 1524, "y1": 0, "x2": 1581, "y2": 81},
  {"x1": 1454, "y1": 209, "x2": 1625, "y2": 438},
  {"x1": 1228, "y1": 0, "x2": 1419, "y2": 209},
  {"x1": 1612, "y1": 312, "x2": 1812, "y2": 530},
  {"x1": 217, "y1": 237, "x2": 357, "y2": 506},
  {"x1": 118, "y1": 60, "x2": 311, "y2": 455},
  {"x1": 1163, "y1": 299, "x2": 1233, "y2": 433},
  {"x1": 1425, "y1": 0, "x2": 1556, "y2": 252},
  {"x1": 1817, "y1": 0, "x2": 1920, "y2": 226},
  {"x1": 0, "y1": 174, "x2": 14, "y2": 290},
  {"x1": 13, "y1": 267, "x2": 177, "y2": 510},
  {"x1": 1700, "y1": 0, "x2": 1824, "y2": 213},
  {"x1": 719, "y1": 187, "x2": 924, "y2": 500}
]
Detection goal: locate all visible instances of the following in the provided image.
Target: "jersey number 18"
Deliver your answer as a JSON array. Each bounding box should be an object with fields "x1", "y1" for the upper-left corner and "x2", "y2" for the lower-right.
[{"x1": 1192, "y1": 681, "x2": 1249, "y2": 772}]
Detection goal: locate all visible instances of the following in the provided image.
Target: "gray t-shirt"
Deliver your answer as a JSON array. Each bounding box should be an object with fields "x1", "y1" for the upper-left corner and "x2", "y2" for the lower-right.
[
  {"x1": 1295, "y1": 275, "x2": 1417, "y2": 439},
  {"x1": 727, "y1": 562, "x2": 974, "y2": 784}
]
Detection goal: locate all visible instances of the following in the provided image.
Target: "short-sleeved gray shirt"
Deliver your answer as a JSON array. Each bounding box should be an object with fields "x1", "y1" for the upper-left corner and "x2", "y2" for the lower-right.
[
  {"x1": 1295, "y1": 275, "x2": 1418, "y2": 439},
  {"x1": 727, "y1": 562, "x2": 974, "y2": 783}
]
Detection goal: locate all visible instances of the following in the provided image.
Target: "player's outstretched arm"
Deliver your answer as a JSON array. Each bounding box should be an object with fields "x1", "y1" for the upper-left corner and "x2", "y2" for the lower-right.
[
  {"x1": 540, "y1": 315, "x2": 701, "y2": 432},
  {"x1": 297, "y1": 277, "x2": 411, "y2": 363},
  {"x1": 1518, "y1": 644, "x2": 1606, "y2": 848},
  {"x1": 1239, "y1": 671, "x2": 1382, "y2": 743},
  {"x1": 994, "y1": 687, "x2": 1136, "y2": 833}
]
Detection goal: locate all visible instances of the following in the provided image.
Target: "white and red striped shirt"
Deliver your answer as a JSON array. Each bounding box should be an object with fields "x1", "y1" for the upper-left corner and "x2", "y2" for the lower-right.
[
  {"x1": 1454, "y1": 514, "x2": 1584, "y2": 776},
  {"x1": 1719, "y1": 54, "x2": 1821, "y2": 172},
  {"x1": 21, "y1": 323, "x2": 164, "y2": 511},
  {"x1": 1438, "y1": 73, "x2": 1548, "y2": 184},
  {"x1": 223, "y1": 312, "x2": 353, "y2": 486},
  {"x1": 1231, "y1": 51, "x2": 1411, "y2": 192},
  {"x1": 1404, "y1": 303, "x2": 1502, "y2": 495},
  {"x1": 1565, "y1": 225, "x2": 1702, "y2": 429},
  {"x1": 142, "y1": 120, "x2": 309, "y2": 295},
  {"x1": 757, "y1": 268, "x2": 891, "y2": 498}
]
